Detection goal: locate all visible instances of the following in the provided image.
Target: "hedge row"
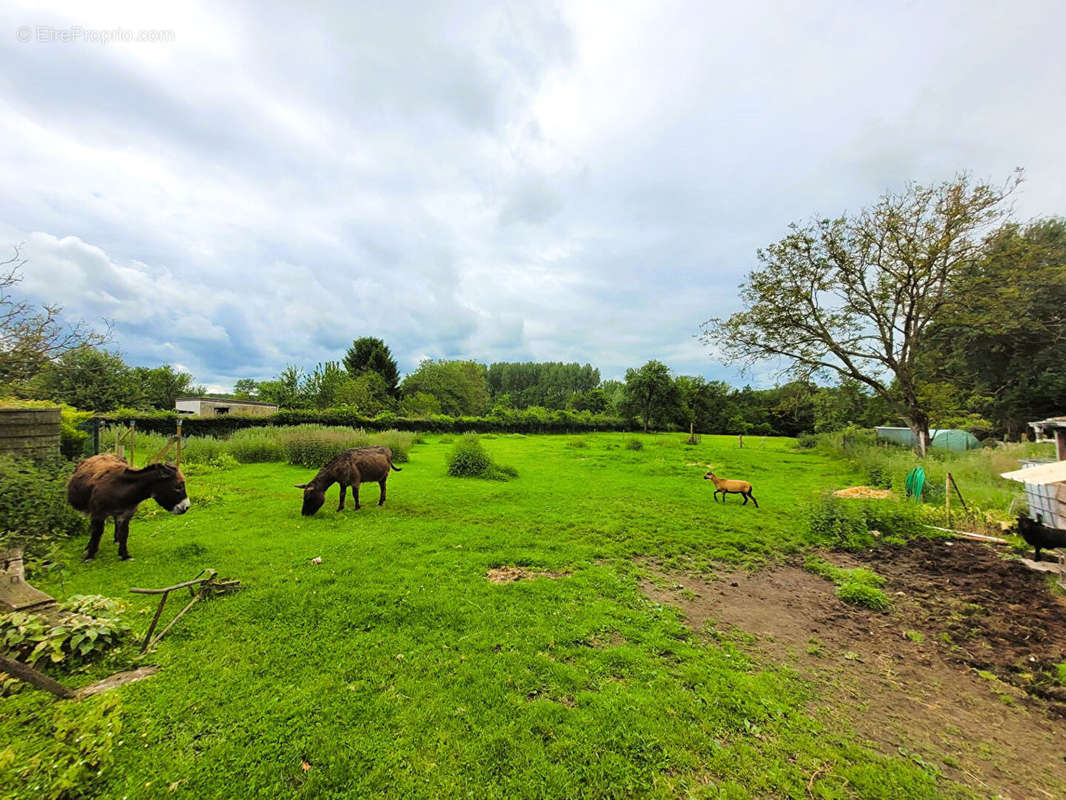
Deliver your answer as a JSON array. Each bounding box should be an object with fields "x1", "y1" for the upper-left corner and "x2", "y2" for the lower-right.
[{"x1": 96, "y1": 407, "x2": 642, "y2": 437}]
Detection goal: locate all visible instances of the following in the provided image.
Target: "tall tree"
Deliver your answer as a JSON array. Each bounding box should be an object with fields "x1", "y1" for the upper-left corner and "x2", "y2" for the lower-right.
[
  {"x1": 701, "y1": 173, "x2": 1019, "y2": 455},
  {"x1": 343, "y1": 337, "x2": 400, "y2": 397},
  {"x1": 1, "y1": 244, "x2": 110, "y2": 390},
  {"x1": 134, "y1": 365, "x2": 202, "y2": 410},
  {"x1": 27, "y1": 346, "x2": 140, "y2": 411},
  {"x1": 623, "y1": 360, "x2": 677, "y2": 433},
  {"x1": 921, "y1": 218, "x2": 1066, "y2": 438},
  {"x1": 400, "y1": 359, "x2": 489, "y2": 416},
  {"x1": 233, "y1": 378, "x2": 259, "y2": 399}
]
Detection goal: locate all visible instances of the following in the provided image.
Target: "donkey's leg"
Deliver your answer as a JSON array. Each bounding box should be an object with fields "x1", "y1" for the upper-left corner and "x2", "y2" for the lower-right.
[
  {"x1": 378, "y1": 478, "x2": 387, "y2": 506},
  {"x1": 83, "y1": 517, "x2": 106, "y2": 561},
  {"x1": 338, "y1": 484, "x2": 347, "y2": 511},
  {"x1": 115, "y1": 512, "x2": 134, "y2": 560},
  {"x1": 352, "y1": 482, "x2": 361, "y2": 510}
]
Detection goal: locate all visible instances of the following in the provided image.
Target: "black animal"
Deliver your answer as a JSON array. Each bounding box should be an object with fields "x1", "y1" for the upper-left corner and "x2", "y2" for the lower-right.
[
  {"x1": 67, "y1": 454, "x2": 190, "y2": 561},
  {"x1": 1015, "y1": 514, "x2": 1066, "y2": 561},
  {"x1": 295, "y1": 446, "x2": 401, "y2": 516}
]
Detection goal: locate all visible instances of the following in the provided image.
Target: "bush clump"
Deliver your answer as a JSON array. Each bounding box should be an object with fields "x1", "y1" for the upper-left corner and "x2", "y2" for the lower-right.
[
  {"x1": 0, "y1": 455, "x2": 87, "y2": 545},
  {"x1": 446, "y1": 434, "x2": 517, "y2": 480},
  {"x1": 807, "y1": 494, "x2": 933, "y2": 549},
  {"x1": 625, "y1": 438, "x2": 644, "y2": 451},
  {"x1": 226, "y1": 427, "x2": 287, "y2": 463}
]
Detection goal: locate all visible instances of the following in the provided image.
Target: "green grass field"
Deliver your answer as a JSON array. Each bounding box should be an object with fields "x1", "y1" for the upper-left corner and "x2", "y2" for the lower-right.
[{"x1": 5, "y1": 434, "x2": 986, "y2": 798}]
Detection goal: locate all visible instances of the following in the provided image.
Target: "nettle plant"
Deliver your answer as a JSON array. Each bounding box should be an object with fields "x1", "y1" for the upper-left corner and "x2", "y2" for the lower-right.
[{"x1": 1, "y1": 595, "x2": 130, "y2": 671}]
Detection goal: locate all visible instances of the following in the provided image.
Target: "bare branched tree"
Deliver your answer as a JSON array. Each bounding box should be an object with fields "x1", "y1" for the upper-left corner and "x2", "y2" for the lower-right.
[{"x1": 0, "y1": 243, "x2": 111, "y2": 388}]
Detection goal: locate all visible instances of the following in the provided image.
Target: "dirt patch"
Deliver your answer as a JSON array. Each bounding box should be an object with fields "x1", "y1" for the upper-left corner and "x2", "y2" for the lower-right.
[
  {"x1": 832, "y1": 485, "x2": 895, "y2": 499},
  {"x1": 486, "y1": 566, "x2": 569, "y2": 584},
  {"x1": 641, "y1": 539, "x2": 1066, "y2": 800}
]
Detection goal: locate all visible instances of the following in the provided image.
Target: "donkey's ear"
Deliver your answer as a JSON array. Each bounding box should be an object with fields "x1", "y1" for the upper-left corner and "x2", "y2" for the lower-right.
[{"x1": 294, "y1": 483, "x2": 309, "y2": 489}]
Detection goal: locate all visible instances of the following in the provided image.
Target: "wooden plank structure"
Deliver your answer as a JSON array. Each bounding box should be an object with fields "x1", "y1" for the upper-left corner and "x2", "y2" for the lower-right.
[
  {"x1": 0, "y1": 406, "x2": 61, "y2": 462},
  {"x1": 130, "y1": 569, "x2": 241, "y2": 652},
  {"x1": 0, "y1": 548, "x2": 56, "y2": 613}
]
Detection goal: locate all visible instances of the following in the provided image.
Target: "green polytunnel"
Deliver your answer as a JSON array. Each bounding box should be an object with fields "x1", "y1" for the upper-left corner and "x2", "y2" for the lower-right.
[{"x1": 874, "y1": 427, "x2": 981, "y2": 452}]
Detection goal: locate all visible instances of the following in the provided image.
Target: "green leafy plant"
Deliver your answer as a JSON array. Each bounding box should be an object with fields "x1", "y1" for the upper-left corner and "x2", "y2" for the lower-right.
[
  {"x1": 446, "y1": 434, "x2": 517, "y2": 480},
  {"x1": 625, "y1": 438, "x2": 644, "y2": 451},
  {"x1": 0, "y1": 595, "x2": 129, "y2": 669},
  {"x1": 0, "y1": 694, "x2": 123, "y2": 800},
  {"x1": 0, "y1": 455, "x2": 87, "y2": 545}
]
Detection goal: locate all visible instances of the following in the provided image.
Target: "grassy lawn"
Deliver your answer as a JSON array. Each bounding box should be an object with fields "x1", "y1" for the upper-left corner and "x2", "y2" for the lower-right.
[{"x1": 4, "y1": 433, "x2": 979, "y2": 798}]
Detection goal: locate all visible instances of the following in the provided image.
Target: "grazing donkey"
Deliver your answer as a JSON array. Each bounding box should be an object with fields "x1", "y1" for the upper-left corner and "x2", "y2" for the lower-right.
[
  {"x1": 67, "y1": 454, "x2": 190, "y2": 561},
  {"x1": 704, "y1": 471, "x2": 758, "y2": 508},
  {"x1": 295, "y1": 446, "x2": 402, "y2": 516}
]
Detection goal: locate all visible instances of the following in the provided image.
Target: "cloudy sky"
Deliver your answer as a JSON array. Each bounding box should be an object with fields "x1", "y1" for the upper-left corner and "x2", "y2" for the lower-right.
[{"x1": 1, "y1": 1, "x2": 1063, "y2": 392}]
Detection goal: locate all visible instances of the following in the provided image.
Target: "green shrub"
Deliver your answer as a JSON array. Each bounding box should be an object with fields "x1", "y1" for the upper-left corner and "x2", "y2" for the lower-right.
[
  {"x1": 58, "y1": 405, "x2": 94, "y2": 459},
  {"x1": 567, "y1": 438, "x2": 589, "y2": 449},
  {"x1": 447, "y1": 434, "x2": 493, "y2": 477},
  {"x1": 807, "y1": 494, "x2": 933, "y2": 549},
  {"x1": 625, "y1": 438, "x2": 644, "y2": 451},
  {"x1": 0, "y1": 595, "x2": 129, "y2": 670},
  {"x1": 865, "y1": 465, "x2": 892, "y2": 489},
  {"x1": 806, "y1": 495, "x2": 875, "y2": 549},
  {"x1": 446, "y1": 434, "x2": 517, "y2": 480},
  {"x1": 0, "y1": 455, "x2": 87, "y2": 544}
]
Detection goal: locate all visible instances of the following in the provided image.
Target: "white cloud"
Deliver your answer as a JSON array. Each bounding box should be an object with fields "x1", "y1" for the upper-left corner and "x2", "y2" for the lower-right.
[{"x1": 1, "y1": 0, "x2": 1064, "y2": 389}]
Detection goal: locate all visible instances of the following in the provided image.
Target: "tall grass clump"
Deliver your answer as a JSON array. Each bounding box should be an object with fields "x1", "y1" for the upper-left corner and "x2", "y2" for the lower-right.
[
  {"x1": 372, "y1": 429, "x2": 415, "y2": 463},
  {"x1": 804, "y1": 555, "x2": 891, "y2": 611},
  {"x1": 278, "y1": 425, "x2": 372, "y2": 469},
  {"x1": 446, "y1": 434, "x2": 517, "y2": 480},
  {"x1": 226, "y1": 428, "x2": 287, "y2": 463}
]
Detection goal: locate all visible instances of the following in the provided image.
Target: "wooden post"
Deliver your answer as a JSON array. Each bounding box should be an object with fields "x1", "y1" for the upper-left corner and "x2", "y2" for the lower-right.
[
  {"x1": 945, "y1": 473, "x2": 951, "y2": 529},
  {"x1": 175, "y1": 420, "x2": 183, "y2": 467},
  {"x1": 0, "y1": 654, "x2": 75, "y2": 699},
  {"x1": 738, "y1": 434, "x2": 743, "y2": 449},
  {"x1": 128, "y1": 421, "x2": 136, "y2": 467}
]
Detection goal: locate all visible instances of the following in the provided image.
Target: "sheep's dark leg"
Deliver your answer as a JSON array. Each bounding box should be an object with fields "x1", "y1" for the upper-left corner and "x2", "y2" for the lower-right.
[
  {"x1": 352, "y1": 483, "x2": 361, "y2": 510},
  {"x1": 115, "y1": 512, "x2": 134, "y2": 560},
  {"x1": 742, "y1": 493, "x2": 749, "y2": 505},
  {"x1": 748, "y1": 492, "x2": 759, "y2": 509},
  {"x1": 84, "y1": 517, "x2": 105, "y2": 561},
  {"x1": 338, "y1": 484, "x2": 347, "y2": 511},
  {"x1": 378, "y1": 479, "x2": 387, "y2": 506}
]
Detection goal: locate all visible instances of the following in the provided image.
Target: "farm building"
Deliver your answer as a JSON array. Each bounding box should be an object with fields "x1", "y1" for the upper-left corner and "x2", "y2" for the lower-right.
[
  {"x1": 874, "y1": 427, "x2": 980, "y2": 452},
  {"x1": 174, "y1": 397, "x2": 278, "y2": 417},
  {"x1": 1029, "y1": 416, "x2": 1066, "y2": 461},
  {"x1": 1001, "y1": 459, "x2": 1066, "y2": 530}
]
